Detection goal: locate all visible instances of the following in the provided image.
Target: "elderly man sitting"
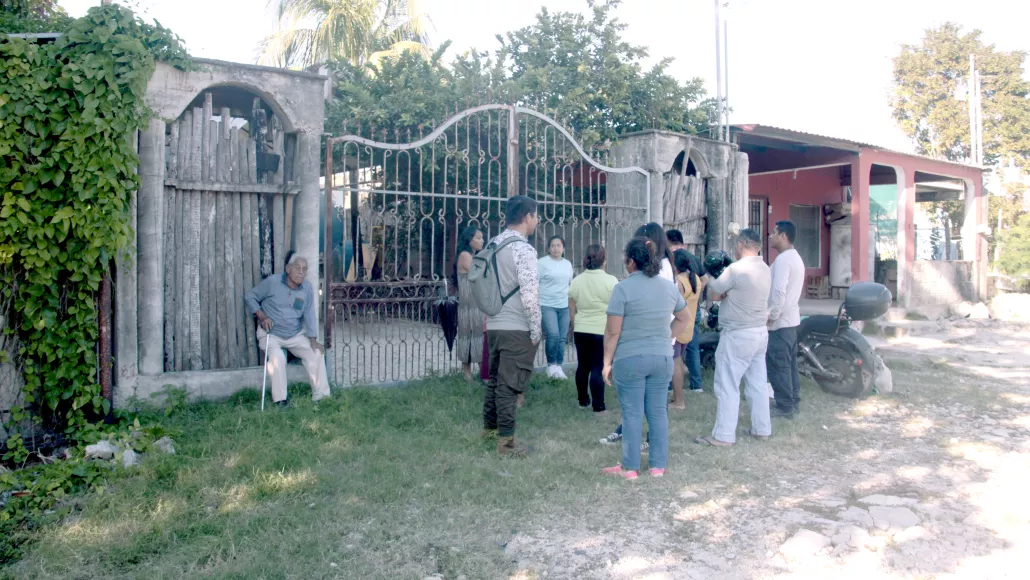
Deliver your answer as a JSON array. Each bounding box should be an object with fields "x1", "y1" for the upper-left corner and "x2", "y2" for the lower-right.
[{"x1": 244, "y1": 255, "x2": 330, "y2": 407}]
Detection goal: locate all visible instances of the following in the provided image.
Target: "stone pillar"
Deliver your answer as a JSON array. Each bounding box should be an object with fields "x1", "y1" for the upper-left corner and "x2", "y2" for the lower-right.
[
  {"x1": 294, "y1": 131, "x2": 321, "y2": 336},
  {"x1": 962, "y1": 175, "x2": 982, "y2": 301},
  {"x1": 136, "y1": 118, "x2": 165, "y2": 375},
  {"x1": 897, "y1": 168, "x2": 916, "y2": 309},
  {"x1": 115, "y1": 130, "x2": 141, "y2": 406},
  {"x1": 850, "y1": 156, "x2": 872, "y2": 283}
]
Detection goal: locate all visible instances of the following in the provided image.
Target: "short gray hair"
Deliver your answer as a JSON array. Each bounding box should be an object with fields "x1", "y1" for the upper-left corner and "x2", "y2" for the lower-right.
[
  {"x1": 736, "y1": 228, "x2": 762, "y2": 251},
  {"x1": 287, "y1": 253, "x2": 307, "y2": 267}
]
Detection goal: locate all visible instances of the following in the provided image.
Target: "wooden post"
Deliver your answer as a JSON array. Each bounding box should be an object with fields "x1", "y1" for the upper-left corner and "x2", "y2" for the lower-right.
[
  {"x1": 250, "y1": 189, "x2": 262, "y2": 292},
  {"x1": 230, "y1": 128, "x2": 240, "y2": 185},
  {"x1": 188, "y1": 191, "x2": 202, "y2": 370},
  {"x1": 204, "y1": 191, "x2": 216, "y2": 368},
  {"x1": 284, "y1": 195, "x2": 295, "y2": 255}
]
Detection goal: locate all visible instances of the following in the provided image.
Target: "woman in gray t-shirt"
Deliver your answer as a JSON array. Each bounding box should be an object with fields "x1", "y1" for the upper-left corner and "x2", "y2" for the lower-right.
[{"x1": 600, "y1": 237, "x2": 691, "y2": 480}]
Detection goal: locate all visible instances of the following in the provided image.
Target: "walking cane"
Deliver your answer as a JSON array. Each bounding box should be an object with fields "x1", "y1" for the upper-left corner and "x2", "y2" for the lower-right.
[{"x1": 260, "y1": 332, "x2": 270, "y2": 411}]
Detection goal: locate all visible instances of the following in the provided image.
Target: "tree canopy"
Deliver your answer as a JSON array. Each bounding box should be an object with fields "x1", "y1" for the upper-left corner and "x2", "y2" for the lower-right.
[
  {"x1": 890, "y1": 22, "x2": 1030, "y2": 167},
  {"x1": 326, "y1": 0, "x2": 715, "y2": 151},
  {"x1": 0, "y1": 0, "x2": 72, "y2": 33}
]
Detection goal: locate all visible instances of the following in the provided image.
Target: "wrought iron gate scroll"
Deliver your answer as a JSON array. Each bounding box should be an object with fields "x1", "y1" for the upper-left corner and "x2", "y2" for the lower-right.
[{"x1": 324, "y1": 105, "x2": 649, "y2": 386}]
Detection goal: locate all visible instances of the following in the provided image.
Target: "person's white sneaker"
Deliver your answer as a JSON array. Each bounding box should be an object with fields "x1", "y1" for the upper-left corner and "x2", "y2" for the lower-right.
[
  {"x1": 546, "y1": 365, "x2": 559, "y2": 378},
  {"x1": 553, "y1": 365, "x2": 568, "y2": 380}
]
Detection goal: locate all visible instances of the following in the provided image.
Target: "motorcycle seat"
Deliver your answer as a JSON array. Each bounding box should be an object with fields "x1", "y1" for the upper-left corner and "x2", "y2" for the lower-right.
[{"x1": 799, "y1": 314, "x2": 845, "y2": 340}]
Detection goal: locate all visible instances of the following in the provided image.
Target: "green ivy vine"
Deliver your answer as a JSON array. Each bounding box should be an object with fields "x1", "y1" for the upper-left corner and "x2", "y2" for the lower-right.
[{"x1": 0, "y1": 5, "x2": 190, "y2": 441}]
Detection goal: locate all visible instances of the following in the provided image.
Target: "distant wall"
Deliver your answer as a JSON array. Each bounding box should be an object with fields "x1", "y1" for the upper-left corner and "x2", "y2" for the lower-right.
[{"x1": 909, "y1": 260, "x2": 975, "y2": 309}]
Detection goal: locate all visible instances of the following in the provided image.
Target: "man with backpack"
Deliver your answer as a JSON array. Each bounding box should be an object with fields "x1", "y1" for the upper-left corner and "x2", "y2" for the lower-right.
[{"x1": 469, "y1": 195, "x2": 541, "y2": 458}]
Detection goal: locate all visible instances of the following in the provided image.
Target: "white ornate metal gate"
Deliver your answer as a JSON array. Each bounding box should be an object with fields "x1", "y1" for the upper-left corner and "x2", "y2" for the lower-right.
[{"x1": 323, "y1": 105, "x2": 649, "y2": 386}]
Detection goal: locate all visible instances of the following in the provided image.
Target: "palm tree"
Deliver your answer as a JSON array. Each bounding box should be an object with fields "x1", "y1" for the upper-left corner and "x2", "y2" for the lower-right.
[{"x1": 258, "y1": 0, "x2": 432, "y2": 68}]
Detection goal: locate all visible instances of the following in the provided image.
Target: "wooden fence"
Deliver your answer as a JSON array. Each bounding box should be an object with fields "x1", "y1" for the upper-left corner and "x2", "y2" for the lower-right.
[{"x1": 162, "y1": 93, "x2": 296, "y2": 372}]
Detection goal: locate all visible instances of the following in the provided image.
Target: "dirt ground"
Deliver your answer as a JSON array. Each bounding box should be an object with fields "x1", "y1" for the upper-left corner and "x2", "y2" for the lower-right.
[{"x1": 496, "y1": 320, "x2": 1030, "y2": 580}]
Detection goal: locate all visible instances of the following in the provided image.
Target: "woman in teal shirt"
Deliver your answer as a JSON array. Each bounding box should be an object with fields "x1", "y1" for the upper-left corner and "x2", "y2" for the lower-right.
[
  {"x1": 568, "y1": 244, "x2": 618, "y2": 412},
  {"x1": 538, "y1": 236, "x2": 574, "y2": 379}
]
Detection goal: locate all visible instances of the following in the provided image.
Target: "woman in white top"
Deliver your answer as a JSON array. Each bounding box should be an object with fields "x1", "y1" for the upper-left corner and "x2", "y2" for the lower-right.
[{"x1": 538, "y1": 236, "x2": 575, "y2": 379}]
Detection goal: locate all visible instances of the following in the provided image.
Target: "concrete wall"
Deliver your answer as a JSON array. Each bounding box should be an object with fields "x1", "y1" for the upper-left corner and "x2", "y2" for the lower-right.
[
  {"x1": 749, "y1": 166, "x2": 841, "y2": 276},
  {"x1": 610, "y1": 131, "x2": 744, "y2": 257},
  {"x1": 909, "y1": 260, "x2": 975, "y2": 309}
]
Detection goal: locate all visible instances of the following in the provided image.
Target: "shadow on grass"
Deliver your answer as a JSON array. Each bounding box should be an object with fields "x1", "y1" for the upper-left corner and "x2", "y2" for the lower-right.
[{"x1": 4, "y1": 361, "x2": 1030, "y2": 579}]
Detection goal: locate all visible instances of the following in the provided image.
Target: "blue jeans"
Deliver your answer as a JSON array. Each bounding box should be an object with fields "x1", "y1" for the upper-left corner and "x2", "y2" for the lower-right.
[
  {"x1": 613, "y1": 354, "x2": 673, "y2": 471},
  {"x1": 685, "y1": 321, "x2": 703, "y2": 389},
  {"x1": 541, "y1": 306, "x2": 570, "y2": 365}
]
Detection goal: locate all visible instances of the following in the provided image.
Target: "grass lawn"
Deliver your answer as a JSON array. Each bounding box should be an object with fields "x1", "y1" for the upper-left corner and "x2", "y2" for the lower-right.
[{"x1": 3, "y1": 363, "x2": 1001, "y2": 579}]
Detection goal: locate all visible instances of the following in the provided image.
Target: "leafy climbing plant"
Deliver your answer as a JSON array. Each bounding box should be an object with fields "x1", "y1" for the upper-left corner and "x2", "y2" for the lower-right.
[{"x1": 0, "y1": 5, "x2": 190, "y2": 438}]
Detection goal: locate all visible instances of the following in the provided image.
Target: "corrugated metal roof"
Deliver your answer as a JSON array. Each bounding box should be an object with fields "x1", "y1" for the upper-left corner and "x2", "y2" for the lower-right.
[{"x1": 731, "y1": 124, "x2": 983, "y2": 171}]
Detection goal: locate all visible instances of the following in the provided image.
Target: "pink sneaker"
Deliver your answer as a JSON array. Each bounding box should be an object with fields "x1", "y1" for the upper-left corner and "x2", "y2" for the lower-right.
[
  {"x1": 649, "y1": 468, "x2": 665, "y2": 478},
  {"x1": 601, "y1": 465, "x2": 639, "y2": 480}
]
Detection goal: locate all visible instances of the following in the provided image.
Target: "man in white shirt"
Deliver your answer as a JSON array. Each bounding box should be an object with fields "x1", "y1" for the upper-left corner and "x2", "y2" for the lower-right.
[{"x1": 766, "y1": 220, "x2": 806, "y2": 419}]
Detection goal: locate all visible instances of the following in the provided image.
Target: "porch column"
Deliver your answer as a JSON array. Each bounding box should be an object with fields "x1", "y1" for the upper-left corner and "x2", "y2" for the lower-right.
[
  {"x1": 897, "y1": 168, "x2": 916, "y2": 309},
  {"x1": 136, "y1": 118, "x2": 166, "y2": 375},
  {"x1": 294, "y1": 130, "x2": 321, "y2": 336},
  {"x1": 115, "y1": 130, "x2": 141, "y2": 405},
  {"x1": 962, "y1": 175, "x2": 984, "y2": 301},
  {"x1": 850, "y1": 156, "x2": 872, "y2": 283}
]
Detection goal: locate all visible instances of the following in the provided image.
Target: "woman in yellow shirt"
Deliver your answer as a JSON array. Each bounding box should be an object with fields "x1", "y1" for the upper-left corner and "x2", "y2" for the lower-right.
[
  {"x1": 671, "y1": 249, "x2": 706, "y2": 406},
  {"x1": 568, "y1": 244, "x2": 619, "y2": 413}
]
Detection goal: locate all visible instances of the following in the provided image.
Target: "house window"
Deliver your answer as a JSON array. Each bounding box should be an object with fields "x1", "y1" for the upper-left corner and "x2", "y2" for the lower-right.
[{"x1": 789, "y1": 204, "x2": 821, "y2": 268}]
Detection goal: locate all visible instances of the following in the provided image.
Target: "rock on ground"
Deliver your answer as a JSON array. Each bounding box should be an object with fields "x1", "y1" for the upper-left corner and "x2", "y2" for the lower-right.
[
  {"x1": 779, "y1": 529, "x2": 831, "y2": 560},
  {"x1": 84, "y1": 440, "x2": 119, "y2": 460},
  {"x1": 869, "y1": 506, "x2": 920, "y2": 530},
  {"x1": 153, "y1": 436, "x2": 176, "y2": 455},
  {"x1": 122, "y1": 449, "x2": 140, "y2": 468},
  {"x1": 839, "y1": 506, "x2": 875, "y2": 527},
  {"x1": 858, "y1": 494, "x2": 918, "y2": 507}
]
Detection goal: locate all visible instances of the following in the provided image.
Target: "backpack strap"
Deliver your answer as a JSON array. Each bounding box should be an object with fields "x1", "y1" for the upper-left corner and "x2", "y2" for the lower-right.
[{"x1": 491, "y1": 236, "x2": 529, "y2": 305}]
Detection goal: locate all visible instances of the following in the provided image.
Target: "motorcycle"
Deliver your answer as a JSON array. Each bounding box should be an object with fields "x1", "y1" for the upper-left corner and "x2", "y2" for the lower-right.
[{"x1": 697, "y1": 252, "x2": 892, "y2": 398}]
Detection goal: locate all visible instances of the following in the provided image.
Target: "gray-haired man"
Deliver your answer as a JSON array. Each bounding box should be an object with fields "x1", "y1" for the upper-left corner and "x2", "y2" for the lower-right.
[
  {"x1": 696, "y1": 228, "x2": 772, "y2": 446},
  {"x1": 244, "y1": 255, "x2": 330, "y2": 407}
]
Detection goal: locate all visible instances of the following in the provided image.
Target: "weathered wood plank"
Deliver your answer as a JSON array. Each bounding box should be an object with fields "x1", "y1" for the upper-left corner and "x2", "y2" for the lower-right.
[
  {"x1": 247, "y1": 138, "x2": 258, "y2": 185},
  {"x1": 271, "y1": 116, "x2": 284, "y2": 186},
  {"x1": 282, "y1": 133, "x2": 296, "y2": 184},
  {"x1": 229, "y1": 127, "x2": 240, "y2": 185},
  {"x1": 198, "y1": 191, "x2": 210, "y2": 369},
  {"x1": 231, "y1": 192, "x2": 247, "y2": 366},
  {"x1": 259, "y1": 194, "x2": 272, "y2": 278},
  {"x1": 207, "y1": 120, "x2": 217, "y2": 187},
  {"x1": 284, "y1": 194, "x2": 295, "y2": 256},
  {"x1": 190, "y1": 107, "x2": 203, "y2": 181},
  {"x1": 240, "y1": 193, "x2": 258, "y2": 366},
  {"x1": 204, "y1": 191, "x2": 217, "y2": 369},
  {"x1": 214, "y1": 192, "x2": 229, "y2": 368},
  {"x1": 167, "y1": 122, "x2": 179, "y2": 180},
  {"x1": 220, "y1": 107, "x2": 231, "y2": 183},
  {"x1": 160, "y1": 180, "x2": 300, "y2": 194},
  {"x1": 163, "y1": 186, "x2": 176, "y2": 370},
  {"x1": 224, "y1": 191, "x2": 241, "y2": 366},
  {"x1": 239, "y1": 132, "x2": 250, "y2": 186},
  {"x1": 173, "y1": 184, "x2": 185, "y2": 371},
  {"x1": 188, "y1": 191, "x2": 202, "y2": 370},
  {"x1": 272, "y1": 193, "x2": 285, "y2": 274},
  {"x1": 201, "y1": 93, "x2": 212, "y2": 181},
  {"x1": 250, "y1": 188, "x2": 262, "y2": 299},
  {"x1": 175, "y1": 112, "x2": 190, "y2": 183}
]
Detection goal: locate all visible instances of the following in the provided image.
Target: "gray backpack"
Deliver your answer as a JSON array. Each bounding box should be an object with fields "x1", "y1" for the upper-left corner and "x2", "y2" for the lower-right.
[{"x1": 468, "y1": 236, "x2": 525, "y2": 316}]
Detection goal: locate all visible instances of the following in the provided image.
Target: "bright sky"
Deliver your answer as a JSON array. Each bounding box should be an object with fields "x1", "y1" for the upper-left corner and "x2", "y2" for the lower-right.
[{"x1": 61, "y1": 0, "x2": 1030, "y2": 153}]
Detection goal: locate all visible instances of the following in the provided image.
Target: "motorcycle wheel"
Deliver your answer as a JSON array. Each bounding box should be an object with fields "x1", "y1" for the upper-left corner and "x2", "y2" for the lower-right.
[{"x1": 813, "y1": 344, "x2": 873, "y2": 398}]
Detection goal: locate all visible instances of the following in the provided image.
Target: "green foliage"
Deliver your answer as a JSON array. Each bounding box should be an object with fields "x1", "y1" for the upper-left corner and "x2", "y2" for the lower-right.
[
  {"x1": 891, "y1": 22, "x2": 1030, "y2": 166},
  {"x1": 0, "y1": 0, "x2": 72, "y2": 33},
  {"x1": 998, "y1": 212, "x2": 1030, "y2": 276},
  {"x1": 0, "y1": 4, "x2": 190, "y2": 437}
]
